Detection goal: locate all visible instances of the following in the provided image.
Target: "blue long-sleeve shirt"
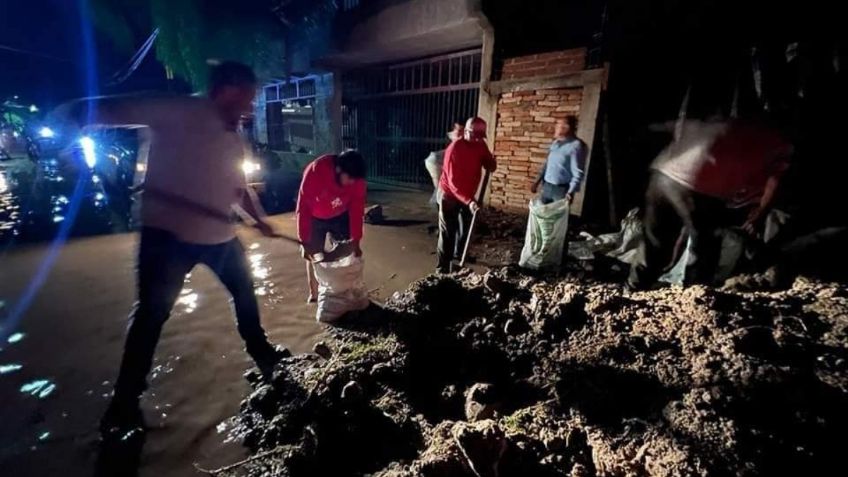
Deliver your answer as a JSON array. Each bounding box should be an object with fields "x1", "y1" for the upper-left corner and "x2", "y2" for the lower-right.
[{"x1": 537, "y1": 136, "x2": 587, "y2": 194}]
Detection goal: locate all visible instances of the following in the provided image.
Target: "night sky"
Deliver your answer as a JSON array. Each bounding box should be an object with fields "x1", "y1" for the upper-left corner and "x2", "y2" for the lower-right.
[{"x1": 0, "y1": 0, "x2": 166, "y2": 108}]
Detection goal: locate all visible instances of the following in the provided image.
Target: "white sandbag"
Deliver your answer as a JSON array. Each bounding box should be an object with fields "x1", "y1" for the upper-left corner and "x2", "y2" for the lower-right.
[
  {"x1": 313, "y1": 254, "x2": 370, "y2": 323},
  {"x1": 424, "y1": 150, "x2": 445, "y2": 205},
  {"x1": 519, "y1": 198, "x2": 570, "y2": 271}
]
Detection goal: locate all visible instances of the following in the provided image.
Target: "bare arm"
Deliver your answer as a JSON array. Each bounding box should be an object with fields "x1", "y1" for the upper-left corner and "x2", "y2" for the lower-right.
[
  {"x1": 240, "y1": 186, "x2": 282, "y2": 239},
  {"x1": 742, "y1": 174, "x2": 781, "y2": 234},
  {"x1": 51, "y1": 95, "x2": 181, "y2": 130}
]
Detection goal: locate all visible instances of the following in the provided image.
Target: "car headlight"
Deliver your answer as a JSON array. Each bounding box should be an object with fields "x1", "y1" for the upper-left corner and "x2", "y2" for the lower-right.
[{"x1": 242, "y1": 159, "x2": 261, "y2": 178}]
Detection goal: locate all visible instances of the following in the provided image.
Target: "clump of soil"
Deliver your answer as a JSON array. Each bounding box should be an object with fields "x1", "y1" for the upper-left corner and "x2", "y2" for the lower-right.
[{"x1": 216, "y1": 268, "x2": 848, "y2": 477}]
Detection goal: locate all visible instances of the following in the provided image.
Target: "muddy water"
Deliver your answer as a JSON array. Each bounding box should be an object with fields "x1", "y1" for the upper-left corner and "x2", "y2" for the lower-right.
[{"x1": 0, "y1": 191, "x2": 437, "y2": 476}]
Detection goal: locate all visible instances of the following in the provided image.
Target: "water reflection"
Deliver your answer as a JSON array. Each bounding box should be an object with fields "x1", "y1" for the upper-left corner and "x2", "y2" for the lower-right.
[
  {"x1": 248, "y1": 250, "x2": 281, "y2": 306},
  {"x1": 0, "y1": 363, "x2": 23, "y2": 374},
  {"x1": 20, "y1": 379, "x2": 57, "y2": 398},
  {"x1": 176, "y1": 288, "x2": 198, "y2": 314},
  {"x1": 7, "y1": 332, "x2": 25, "y2": 343}
]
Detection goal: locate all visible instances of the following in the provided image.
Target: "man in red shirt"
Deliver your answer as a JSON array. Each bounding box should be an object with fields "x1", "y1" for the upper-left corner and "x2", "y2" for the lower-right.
[
  {"x1": 297, "y1": 151, "x2": 367, "y2": 301},
  {"x1": 437, "y1": 117, "x2": 497, "y2": 273},
  {"x1": 628, "y1": 118, "x2": 792, "y2": 289}
]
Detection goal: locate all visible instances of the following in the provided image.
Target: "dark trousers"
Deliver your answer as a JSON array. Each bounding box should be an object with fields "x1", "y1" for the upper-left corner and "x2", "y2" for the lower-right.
[
  {"x1": 629, "y1": 172, "x2": 726, "y2": 287},
  {"x1": 307, "y1": 212, "x2": 351, "y2": 251},
  {"x1": 540, "y1": 181, "x2": 569, "y2": 204},
  {"x1": 437, "y1": 194, "x2": 473, "y2": 272},
  {"x1": 112, "y1": 227, "x2": 270, "y2": 403}
]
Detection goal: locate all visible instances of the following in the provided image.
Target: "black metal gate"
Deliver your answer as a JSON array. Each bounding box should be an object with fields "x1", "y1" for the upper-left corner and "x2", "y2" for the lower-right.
[{"x1": 342, "y1": 50, "x2": 482, "y2": 186}]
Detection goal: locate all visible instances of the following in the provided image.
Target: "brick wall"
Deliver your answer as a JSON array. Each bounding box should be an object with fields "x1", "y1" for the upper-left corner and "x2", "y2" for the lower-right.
[
  {"x1": 489, "y1": 88, "x2": 583, "y2": 211},
  {"x1": 500, "y1": 48, "x2": 586, "y2": 81}
]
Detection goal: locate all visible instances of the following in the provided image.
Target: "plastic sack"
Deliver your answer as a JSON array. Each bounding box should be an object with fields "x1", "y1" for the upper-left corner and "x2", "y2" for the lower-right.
[
  {"x1": 313, "y1": 254, "x2": 370, "y2": 323},
  {"x1": 424, "y1": 150, "x2": 445, "y2": 206},
  {"x1": 519, "y1": 198, "x2": 570, "y2": 271}
]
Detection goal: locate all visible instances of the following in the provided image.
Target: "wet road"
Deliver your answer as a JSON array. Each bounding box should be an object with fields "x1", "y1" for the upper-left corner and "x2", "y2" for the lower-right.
[{"x1": 0, "y1": 189, "x2": 438, "y2": 476}]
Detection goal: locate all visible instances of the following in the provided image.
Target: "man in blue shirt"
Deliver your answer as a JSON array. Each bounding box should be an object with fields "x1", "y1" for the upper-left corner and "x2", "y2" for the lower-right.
[{"x1": 530, "y1": 116, "x2": 587, "y2": 204}]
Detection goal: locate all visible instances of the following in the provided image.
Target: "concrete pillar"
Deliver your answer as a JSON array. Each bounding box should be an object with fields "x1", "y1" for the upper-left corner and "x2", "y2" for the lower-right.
[{"x1": 472, "y1": 1, "x2": 497, "y2": 205}]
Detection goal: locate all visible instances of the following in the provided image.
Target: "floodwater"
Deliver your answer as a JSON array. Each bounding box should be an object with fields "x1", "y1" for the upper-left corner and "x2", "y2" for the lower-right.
[{"x1": 0, "y1": 188, "x2": 438, "y2": 476}]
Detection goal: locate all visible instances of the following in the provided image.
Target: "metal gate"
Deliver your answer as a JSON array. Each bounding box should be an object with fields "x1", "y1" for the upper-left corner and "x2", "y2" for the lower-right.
[{"x1": 342, "y1": 50, "x2": 482, "y2": 186}]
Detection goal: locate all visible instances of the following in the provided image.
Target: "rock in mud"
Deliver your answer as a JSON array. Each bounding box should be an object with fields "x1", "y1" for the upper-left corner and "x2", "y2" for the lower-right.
[
  {"x1": 341, "y1": 380, "x2": 362, "y2": 403},
  {"x1": 464, "y1": 383, "x2": 500, "y2": 422},
  {"x1": 451, "y1": 420, "x2": 508, "y2": 477},
  {"x1": 313, "y1": 341, "x2": 332, "y2": 360}
]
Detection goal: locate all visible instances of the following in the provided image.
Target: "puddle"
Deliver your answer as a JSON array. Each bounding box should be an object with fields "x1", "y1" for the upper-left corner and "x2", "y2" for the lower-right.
[{"x1": 20, "y1": 379, "x2": 57, "y2": 399}]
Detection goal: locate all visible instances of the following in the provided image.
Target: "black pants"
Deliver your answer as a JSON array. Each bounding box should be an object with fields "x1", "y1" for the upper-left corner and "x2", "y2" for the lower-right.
[
  {"x1": 437, "y1": 194, "x2": 473, "y2": 272},
  {"x1": 307, "y1": 212, "x2": 351, "y2": 252},
  {"x1": 629, "y1": 172, "x2": 726, "y2": 287},
  {"x1": 112, "y1": 228, "x2": 271, "y2": 403}
]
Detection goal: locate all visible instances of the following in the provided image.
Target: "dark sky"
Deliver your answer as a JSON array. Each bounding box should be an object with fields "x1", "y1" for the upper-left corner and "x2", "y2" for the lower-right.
[{"x1": 0, "y1": 0, "x2": 166, "y2": 108}]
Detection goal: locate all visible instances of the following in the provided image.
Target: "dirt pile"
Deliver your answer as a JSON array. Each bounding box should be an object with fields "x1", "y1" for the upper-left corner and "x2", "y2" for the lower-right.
[
  {"x1": 472, "y1": 210, "x2": 527, "y2": 265},
  {"x1": 216, "y1": 268, "x2": 848, "y2": 477}
]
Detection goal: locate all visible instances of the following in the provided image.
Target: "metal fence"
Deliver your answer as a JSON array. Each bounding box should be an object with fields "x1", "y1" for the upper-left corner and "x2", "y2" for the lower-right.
[
  {"x1": 342, "y1": 50, "x2": 482, "y2": 186},
  {"x1": 265, "y1": 77, "x2": 318, "y2": 152}
]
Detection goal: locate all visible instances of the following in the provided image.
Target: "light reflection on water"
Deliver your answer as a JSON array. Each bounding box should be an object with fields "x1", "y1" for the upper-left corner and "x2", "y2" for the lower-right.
[
  {"x1": 248, "y1": 250, "x2": 281, "y2": 306},
  {"x1": 20, "y1": 379, "x2": 57, "y2": 399},
  {"x1": 7, "y1": 332, "x2": 25, "y2": 344},
  {"x1": 0, "y1": 363, "x2": 23, "y2": 374},
  {"x1": 177, "y1": 288, "x2": 198, "y2": 314}
]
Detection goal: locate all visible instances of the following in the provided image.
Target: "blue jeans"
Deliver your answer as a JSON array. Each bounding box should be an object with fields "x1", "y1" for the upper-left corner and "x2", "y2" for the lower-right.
[
  {"x1": 112, "y1": 227, "x2": 272, "y2": 403},
  {"x1": 541, "y1": 182, "x2": 569, "y2": 204}
]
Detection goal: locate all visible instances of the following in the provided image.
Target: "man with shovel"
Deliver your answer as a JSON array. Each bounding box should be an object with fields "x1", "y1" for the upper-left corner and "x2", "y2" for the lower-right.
[
  {"x1": 55, "y1": 62, "x2": 287, "y2": 436},
  {"x1": 436, "y1": 117, "x2": 497, "y2": 273}
]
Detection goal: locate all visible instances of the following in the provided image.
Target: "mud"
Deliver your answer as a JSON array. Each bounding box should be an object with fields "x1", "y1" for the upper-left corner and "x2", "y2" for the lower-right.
[{"x1": 218, "y1": 267, "x2": 848, "y2": 477}]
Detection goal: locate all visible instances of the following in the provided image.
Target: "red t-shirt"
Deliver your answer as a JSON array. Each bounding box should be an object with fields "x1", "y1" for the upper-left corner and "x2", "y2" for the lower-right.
[
  {"x1": 655, "y1": 121, "x2": 791, "y2": 206},
  {"x1": 296, "y1": 155, "x2": 367, "y2": 243},
  {"x1": 438, "y1": 139, "x2": 496, "y2": 204}
]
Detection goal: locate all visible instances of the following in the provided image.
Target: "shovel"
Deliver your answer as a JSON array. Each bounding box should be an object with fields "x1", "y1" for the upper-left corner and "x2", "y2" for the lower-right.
[{"x1": 459, "y1": 170, "x2": 491, "y2": 268}]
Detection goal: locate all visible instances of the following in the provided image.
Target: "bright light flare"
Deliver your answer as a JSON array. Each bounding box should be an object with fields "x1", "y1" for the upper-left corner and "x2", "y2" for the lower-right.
[
  {"x1": 79, "y1": 136, "x2": 96, "y2": 168},
  {"x1": 38, "y1": 127, "x2": 55, "y2": 138},
  {"x1": 242, "y1": 159, "x2": 261, "y2": 176}
]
